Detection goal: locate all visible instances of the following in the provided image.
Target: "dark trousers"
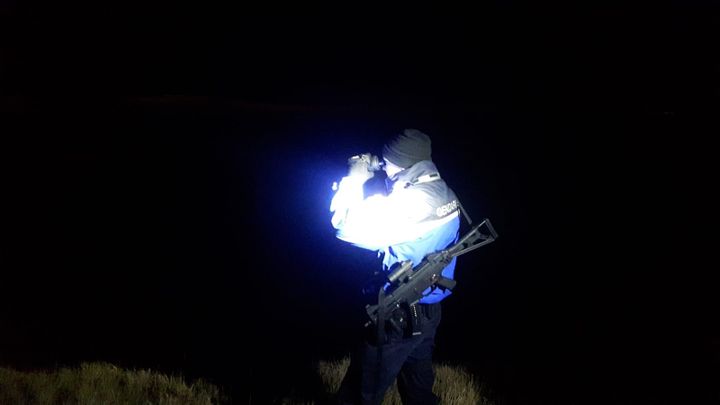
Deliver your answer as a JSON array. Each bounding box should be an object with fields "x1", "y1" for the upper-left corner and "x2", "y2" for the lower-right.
[{"x1": 337, "y1": 303, "x2": 442, "y2": 405}]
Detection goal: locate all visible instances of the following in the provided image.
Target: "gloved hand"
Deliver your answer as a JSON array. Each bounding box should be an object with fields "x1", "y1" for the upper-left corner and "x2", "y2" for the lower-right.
[
  {"x1": 330, "y1": 153, "x2": 379, "y2": 230},
  {"x1": 347, "y1": 153, "x2": 378, "y2": 181}
]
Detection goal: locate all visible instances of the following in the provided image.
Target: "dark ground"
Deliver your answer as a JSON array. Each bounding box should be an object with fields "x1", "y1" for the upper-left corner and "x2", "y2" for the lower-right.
[{"x1": 1, "y1": 5, "x2": 718, "y2": 405}]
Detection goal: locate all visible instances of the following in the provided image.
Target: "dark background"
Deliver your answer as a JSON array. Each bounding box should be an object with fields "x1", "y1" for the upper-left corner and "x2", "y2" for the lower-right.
[{"x1": 1, "y1": 4, "x2": 717, "y2": 405}]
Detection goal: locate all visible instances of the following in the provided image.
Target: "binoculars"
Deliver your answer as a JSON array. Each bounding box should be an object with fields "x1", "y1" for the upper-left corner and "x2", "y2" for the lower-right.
[{"x1": 348, "y1": 153, "x2": 385, "y2": 172}]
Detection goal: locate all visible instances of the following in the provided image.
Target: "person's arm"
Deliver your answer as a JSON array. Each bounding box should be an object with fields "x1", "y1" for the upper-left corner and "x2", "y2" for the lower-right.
[{"x1": 331, "y1": 179, "x2": 434, "y2": 250}]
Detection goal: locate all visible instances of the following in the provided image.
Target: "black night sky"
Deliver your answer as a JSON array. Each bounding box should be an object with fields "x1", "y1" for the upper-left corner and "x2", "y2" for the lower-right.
[{"x1": 1, "y1": 4, "x2": 717, "y2": 405}]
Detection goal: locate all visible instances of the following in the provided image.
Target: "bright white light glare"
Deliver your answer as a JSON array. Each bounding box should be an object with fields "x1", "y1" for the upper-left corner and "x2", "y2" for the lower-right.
[{"x1": 330, "y1": 173, "x2": 456, "y2": 250}]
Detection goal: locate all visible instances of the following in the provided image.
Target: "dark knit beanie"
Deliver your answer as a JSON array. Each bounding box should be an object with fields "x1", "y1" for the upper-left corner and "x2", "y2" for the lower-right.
[{"x1": 382, "y1": 129, "x2": 433, "y2": 169}]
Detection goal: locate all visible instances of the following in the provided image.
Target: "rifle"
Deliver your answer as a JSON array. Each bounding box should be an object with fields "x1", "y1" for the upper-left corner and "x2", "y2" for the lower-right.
[{"x1": 365, "y1": 218, "x2": 498, "y2": 328}]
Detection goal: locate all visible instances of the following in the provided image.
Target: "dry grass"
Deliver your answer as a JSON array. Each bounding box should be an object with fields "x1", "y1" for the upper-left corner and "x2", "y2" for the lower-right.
[
  {"x1": 0, "y1": 362, "x2": 224, "y2": 405},
  {"x1": 313, "y1": 356, "x2": 494, "y2": 405},
  {"x1": 1, "y1": 358, "x2": 491, "y2": 404}
]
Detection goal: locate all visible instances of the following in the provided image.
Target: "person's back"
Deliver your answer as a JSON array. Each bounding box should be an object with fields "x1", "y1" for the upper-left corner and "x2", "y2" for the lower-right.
[{"x1": 379, "y1": 159, "x2": 460, "y2": 304}]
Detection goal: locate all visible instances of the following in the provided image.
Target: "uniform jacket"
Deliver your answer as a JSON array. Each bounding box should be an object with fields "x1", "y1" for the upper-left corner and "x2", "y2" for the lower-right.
[{"x1": 330, "y1": 160, "x2": 460, "y2": 304}]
